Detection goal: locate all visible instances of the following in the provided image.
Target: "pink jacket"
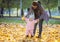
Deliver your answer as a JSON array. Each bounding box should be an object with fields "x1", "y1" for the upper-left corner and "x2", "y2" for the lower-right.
[{"x1": 25, "y1": 18, "x2": 38, "y2": 30}]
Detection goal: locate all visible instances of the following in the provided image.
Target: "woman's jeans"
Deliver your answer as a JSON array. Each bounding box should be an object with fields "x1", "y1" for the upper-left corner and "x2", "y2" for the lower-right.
[{"x1": 33, "y1": 19, "x2": 44, "y2": 37}]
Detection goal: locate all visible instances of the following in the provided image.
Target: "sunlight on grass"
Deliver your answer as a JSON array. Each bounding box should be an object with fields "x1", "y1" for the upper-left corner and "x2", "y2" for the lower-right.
[
  {"x1": 52, "y1": 16, "x2": 60, "y2": 18},
  {"x1": 3, "y1": 14, "x2": 20, "y2": 16},
  {"x1": 0, "y1": 18, "x2": 60, "y2": 24}
]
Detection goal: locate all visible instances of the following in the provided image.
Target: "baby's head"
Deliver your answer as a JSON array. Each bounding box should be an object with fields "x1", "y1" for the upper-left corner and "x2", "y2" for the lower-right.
[
  {"x1": 29, "y1": 18, "x2": 33, "y2": 21},
  {"x1": 29, "y1": 15, "x2": 34, "y2": 21}
]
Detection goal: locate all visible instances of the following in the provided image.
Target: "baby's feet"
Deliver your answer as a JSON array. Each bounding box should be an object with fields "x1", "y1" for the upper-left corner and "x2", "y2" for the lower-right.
[
  {"x1": 25, "y1": 35, "x2": 29, "y2": 38},
  {"x1": 31, "y1": 35, "x2": 33, "y2": 38}
]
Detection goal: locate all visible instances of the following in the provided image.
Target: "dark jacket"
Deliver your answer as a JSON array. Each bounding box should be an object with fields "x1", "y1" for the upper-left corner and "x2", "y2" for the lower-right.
[{"x1": 26, "y1": 6, "x2": 49, "y2": 24}]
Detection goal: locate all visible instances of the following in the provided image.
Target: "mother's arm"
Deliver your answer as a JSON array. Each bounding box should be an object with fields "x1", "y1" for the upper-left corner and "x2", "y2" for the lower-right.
[{"x1": 25, "y1": 7, "x2": 33, "y2": 17}]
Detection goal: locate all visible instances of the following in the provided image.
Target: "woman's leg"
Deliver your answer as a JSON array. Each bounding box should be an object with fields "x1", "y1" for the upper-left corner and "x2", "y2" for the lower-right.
[
  {"x1": 33, "y1": 23, "x2": 38, "y2": 36},
  {"x1": 38, "y1": 19, "x2": 44, "y2": 38}
]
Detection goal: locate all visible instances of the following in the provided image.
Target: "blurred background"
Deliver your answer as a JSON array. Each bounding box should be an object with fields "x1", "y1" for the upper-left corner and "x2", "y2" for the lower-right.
[{"x1": 0, "y1": 0, "x2": 60, "y2": 24}]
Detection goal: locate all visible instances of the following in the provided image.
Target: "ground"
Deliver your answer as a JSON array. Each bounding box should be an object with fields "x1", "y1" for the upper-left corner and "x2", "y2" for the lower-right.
[{"x1": 0, "y1": 23, "x2": 60, "y2": 42}]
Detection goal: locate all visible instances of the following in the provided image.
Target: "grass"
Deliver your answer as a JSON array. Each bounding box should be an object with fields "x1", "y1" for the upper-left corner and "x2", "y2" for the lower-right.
[
  {"x1": 3, "y1": 14, "x2": 20, "y2": 17},
  {"x1": 48, "y1": 19, "x2": 60, "y2": 24},
  {"x1": 0, "y1": 18, "x2": 60, "y2": 24},
  {"x1": 0, "y1": 18, "x2": 26, "y2": 25},
  {"x1": 52, "y1": 16, "x2": 60, "y2": 18}
]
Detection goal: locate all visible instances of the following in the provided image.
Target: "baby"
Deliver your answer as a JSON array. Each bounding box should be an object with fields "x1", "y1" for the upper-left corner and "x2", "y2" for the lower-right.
[{"x1": 23, "y1": 16, "x2": 39, "y2": 38}]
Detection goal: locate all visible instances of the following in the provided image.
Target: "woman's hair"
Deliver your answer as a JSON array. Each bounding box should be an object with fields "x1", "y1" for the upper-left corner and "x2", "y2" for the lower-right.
[
  {"x1": 32, "y1": 2, "x2": 38, "y2": 6},
  {"x1": 38, "y1": 1, "x2": 41, "y2": 5},
  {"x1": 32, "y1": 1, "x2": 41, "y2": 6},
  {"x1": 32, "y1": 1, "x2": 44, "y2": 14}
]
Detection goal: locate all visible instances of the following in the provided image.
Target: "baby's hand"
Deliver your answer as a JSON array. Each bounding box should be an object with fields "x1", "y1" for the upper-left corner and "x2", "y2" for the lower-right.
[
  {"x1": 21, "y1": 16, "x2": 25, "y2": 20},
  {"x1": 37, "y1": 19, "x2": 39, "y2": 22}
]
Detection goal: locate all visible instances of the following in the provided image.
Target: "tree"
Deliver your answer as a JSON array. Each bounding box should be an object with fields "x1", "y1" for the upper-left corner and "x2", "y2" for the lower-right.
[
  {"x1": 58, "y1": 6, "x2": 60, "y2": 13},
  {"x1": 22, "y1": 0, "x2": 58, "y2": 18},
  {"x1": 0, "y1": 0, "x2": 20, "y2": 17},
  {"x1": 39, "y1": 0, "x2": 58, "y2": 18},
  {"x1": 58, "y1": 0, "x2": 60, "y2": 13},
  {"x1": 0, "y1": 0, "x2": 5, "y2": 18},
  {"x1": 7, "y1": 0, "x2": 11, "y2": 17},
  {"x1": 13, "y1": 0, "x2": 20, "y2": 17},
  {"x1": 22, "y1": 0, "x2": 33, "y2": 9},
  {"x1": 20, "y1": 9, "x2": 24, "y2": 17}
]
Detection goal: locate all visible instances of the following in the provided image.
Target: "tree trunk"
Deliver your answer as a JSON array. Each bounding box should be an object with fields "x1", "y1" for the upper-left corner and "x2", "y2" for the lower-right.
[
  {"x1": 0, "y1": 7, "x2": 4, "y2": 18},
  {"x1": 48, "y1": 7, "x2": 51, "y2": 18},
  {"x1": 20, "y1": 0, "x2": 23, "y2": 17},
  {"x1": 17, "y1": 8, "x2": 18, "y2": 17},
  {"x1": 21, "y1": 9, "x2": 24, "y2": 17},
  {"x1": 47, "y1": 0, "x2": 51, "y2": 18},
  {"x1": 9, "y1": 8, "x2": 11, "y2": 17},
  {"x1": 7, "y1": 0, "x2": 11, "y2": 17},
  {"x1": 8, "y1": 5, "x2": 11, "y2": 17},
  {"x1": 58, "y1": 6, "x2": 60, "y2": 13},
  {"x1": 0, "y1": 0, "x2": 4, "y2": 18}
]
